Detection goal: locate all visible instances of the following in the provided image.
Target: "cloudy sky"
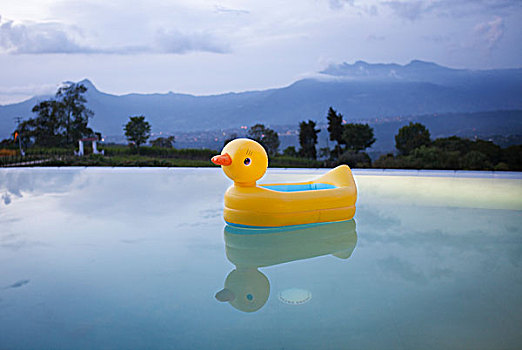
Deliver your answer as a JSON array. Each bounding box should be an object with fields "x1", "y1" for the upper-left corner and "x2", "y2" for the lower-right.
[{"x1": 0, "y1": 0, "x2": 521, "y2": 104}]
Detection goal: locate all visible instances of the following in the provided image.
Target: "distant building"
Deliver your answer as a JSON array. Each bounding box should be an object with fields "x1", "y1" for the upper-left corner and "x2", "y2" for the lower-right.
[{"x1": 75, "y1": 137, "x2": 104, "y2": 156}]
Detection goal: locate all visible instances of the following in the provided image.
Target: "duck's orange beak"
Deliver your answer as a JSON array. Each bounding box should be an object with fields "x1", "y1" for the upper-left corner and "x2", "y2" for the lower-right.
[{"x1": 211, "y1": 153, "x2": 232, "y2": 166}]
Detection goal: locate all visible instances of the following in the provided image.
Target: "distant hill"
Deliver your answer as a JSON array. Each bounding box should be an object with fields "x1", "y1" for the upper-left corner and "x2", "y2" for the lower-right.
[
  {"x1": 167, "y1": 110, "x2": 522, "y2": 153},
  {"x1": 1, "y1": 60, "x2": 521, "y2": 150},
  {"x1": 320, "y1": 59, "x2": 522, "y2": 86},
  {"x1": 359, "y1": 109, "x2": 522, "y2": 152}
]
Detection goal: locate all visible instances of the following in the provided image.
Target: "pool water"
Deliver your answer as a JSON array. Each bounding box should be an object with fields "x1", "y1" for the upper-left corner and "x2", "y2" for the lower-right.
[{"x1": 1, "y1": 168, "x2": 521, "y2": 349}]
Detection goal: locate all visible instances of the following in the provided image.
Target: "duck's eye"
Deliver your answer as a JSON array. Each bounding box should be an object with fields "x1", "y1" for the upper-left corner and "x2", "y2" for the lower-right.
[
  {"x1": 244, "y1": 158, "x2": 251, "y2": 166},
  {"x1": 246, "y1": 294, "x2": 254, "y2": 301}
]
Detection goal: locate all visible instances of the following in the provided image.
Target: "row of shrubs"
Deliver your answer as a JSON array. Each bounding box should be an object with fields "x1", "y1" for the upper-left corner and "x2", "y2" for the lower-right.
[
  {"x1": 322, "y1": 137, "x2": 522, "y2": 171},
  {"x1": 103, "y1": 145, "x2": 216, "y2": 160},
  {"x1": 23, "y1": 147, "x2": 75, "y2": 156},
  {"x1": 2, "y1": 139, "x2": 521, "y2": 170},
  {"x1": 373, "y1": 141, "x2": 522, "y2": 171},
  {"x1": 0, "y1": 153, "x2": 60, "y2": 167},
  {"x1": 15, "y1": 154, "x2": 212, "y2": 167},
  {"x1": 270, "y1": 156, "x2": 323, "y2": 168}
]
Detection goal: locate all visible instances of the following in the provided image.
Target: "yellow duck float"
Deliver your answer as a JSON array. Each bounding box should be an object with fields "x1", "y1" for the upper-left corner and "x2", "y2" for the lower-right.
[{"x1": 211, "y1": 138, "x2": 357, "y2": 227}]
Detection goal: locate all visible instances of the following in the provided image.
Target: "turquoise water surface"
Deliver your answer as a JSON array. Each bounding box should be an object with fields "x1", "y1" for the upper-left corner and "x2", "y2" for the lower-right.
[{"x1": 1, "y1": 168, "x2": 521, "y2": 349}]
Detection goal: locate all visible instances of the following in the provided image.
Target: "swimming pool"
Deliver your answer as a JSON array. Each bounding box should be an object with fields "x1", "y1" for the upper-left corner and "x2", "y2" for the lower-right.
[{"x1": 1, "y1": 168, "x2": 521, "y2": 349}]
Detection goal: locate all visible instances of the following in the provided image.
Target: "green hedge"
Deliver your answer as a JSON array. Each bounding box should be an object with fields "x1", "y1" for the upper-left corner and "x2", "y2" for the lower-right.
[
  {"x1": 373, "y1": 144, "x2": 522, "y2": 171},
  {"x1": 102, "y1": 145, "x2": 217, "y2": 160},
  {"x1": 3, "y1": 144, "x2": 520, "y2": 170},
  {"x1": 270, "y1": 156, "x2": 324, "y2": 168}
]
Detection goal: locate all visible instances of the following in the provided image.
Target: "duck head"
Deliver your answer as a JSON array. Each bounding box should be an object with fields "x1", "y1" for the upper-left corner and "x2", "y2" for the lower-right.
[
  {"x1": 211, "y1": 138, "x2": 268, "y2": 186},
  {"x1": 215, "y1": 268, "x2": 270, "y2": 313}
]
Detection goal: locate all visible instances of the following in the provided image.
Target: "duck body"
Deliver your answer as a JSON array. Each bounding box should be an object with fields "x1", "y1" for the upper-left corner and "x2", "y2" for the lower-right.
[
  {"x1": 224, "y1": 165, "x2": 356, "y2": 227},
  {"x1": 212, "y1": 138, "x2": 357, "y2": 228}
]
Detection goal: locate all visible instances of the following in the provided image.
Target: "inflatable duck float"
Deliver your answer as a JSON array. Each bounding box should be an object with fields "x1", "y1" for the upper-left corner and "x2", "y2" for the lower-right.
[{"x1": 211, "y1": 138, "x2": 357, "y2": 227}]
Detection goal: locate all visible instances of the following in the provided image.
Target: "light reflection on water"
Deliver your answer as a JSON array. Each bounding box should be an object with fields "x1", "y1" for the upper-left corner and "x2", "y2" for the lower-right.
[{"x1": 0, "y1": 168, "x2": 521, "y2": 350}]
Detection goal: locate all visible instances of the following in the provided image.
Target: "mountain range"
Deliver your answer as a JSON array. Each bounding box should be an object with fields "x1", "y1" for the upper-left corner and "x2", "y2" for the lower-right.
[{"x1": 1, "y1": 60, "x2": 521, "y2": 151}]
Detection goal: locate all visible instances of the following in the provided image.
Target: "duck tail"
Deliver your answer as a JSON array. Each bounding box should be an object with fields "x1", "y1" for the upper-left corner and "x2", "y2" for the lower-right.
[{"x1": 314, "y1": 165, "x2": 357, "y2": 190}]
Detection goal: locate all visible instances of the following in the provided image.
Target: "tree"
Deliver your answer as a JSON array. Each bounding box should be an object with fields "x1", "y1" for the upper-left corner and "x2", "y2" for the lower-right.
[
  {"x1": 11, "y1": 82, "x2": 95, "y2": 148},
  {"x1": 502, "y1": 145, "x2": 522, "y2": 171},
  {"x1": 298, "y1": 120, "x2": 321, "y2": 159},
  {"x1": 55, "y1": 83, "x2": 93, "y2": 144},
  {"x1": 462, "y1": 151, "x2": 490, "y2": 170},
  {"x1": 327, "y1": 107, "x2": 343, "y2": 158},
  {"x1": 124, "y1": 116, "x2": 151, "y2": 152},
  {"x1": 432, "y1": 136, "x2": 471, "y2": 154},
  {"x1": 247, "y1": 124, "x2": 280, "y2": 156},
  {"x1": 338, "y1": 150, "x2": 371, "y2": 168},
  {"x1": 151, "y1": 136, "x2": 175, "y2": 148},
  {"x1": 342, "y1": 123, "x2": 375, "y2": 152},
  {"x1": 223, "y1": 133, "x2": 238, "y2": 148},
  {"x1": 470, "y1": 139, "x2": 501, "y2": 165},
  {"x1": 318, "y1": 147, "x2": 330, "y2": 159},
  {"x1": 283, "y1": 146, "x2": 298, "y2": 157},
  {"x1": 13, "y1": 118, "x2": 34, "y2": 148},
  {"x1": 395, "y1": 122, "x2": 431, "y2": 155},
  {"x1": 28, "y1": 100, "x2": 65, "y2": 147}
]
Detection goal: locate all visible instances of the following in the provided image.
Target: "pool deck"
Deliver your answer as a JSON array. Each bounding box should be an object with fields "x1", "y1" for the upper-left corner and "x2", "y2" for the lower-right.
[{"x1": 1, "y1": 166, "x2": 521, "y2": 179}]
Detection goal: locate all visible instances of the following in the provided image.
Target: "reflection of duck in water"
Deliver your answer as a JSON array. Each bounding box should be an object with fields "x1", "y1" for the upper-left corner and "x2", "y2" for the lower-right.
[{"x1": 215, "y1": 220, "x2": 357, "y2": 312}]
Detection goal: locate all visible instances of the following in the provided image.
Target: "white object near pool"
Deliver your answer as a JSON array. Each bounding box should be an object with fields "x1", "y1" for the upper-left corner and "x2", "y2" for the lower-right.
[{"x1": 279, "y1": 288, "x2": 312, "y2": 305}]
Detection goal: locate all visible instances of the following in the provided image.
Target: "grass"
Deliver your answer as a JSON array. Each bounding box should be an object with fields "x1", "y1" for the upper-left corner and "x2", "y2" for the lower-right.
[
  {"x1": 270, "y1": 155, "x2": 324, "y2": 168},
  {"x1": 17, "y1": 155, "x2": 327, "y2": 168},
  {"x1": 37, "y1": 155, "x2": 214, "y2": 167},
  {"x1": 3, "y1": 144, "x2": 518, "y2": 170},
  {"x1": 1, "y1": 145, "x2": 330, "y2": 168}
]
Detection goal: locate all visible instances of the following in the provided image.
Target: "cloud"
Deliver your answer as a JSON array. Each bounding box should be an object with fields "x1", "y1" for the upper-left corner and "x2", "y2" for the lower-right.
[
  {"x1": 377, "y1": 256, "x2": 428, "y2": 284},
  {"x1": 0, "y1": 15, "x2": 92, "y2": 54},
  {"x1": 382, "y1": 0, "x2": 432, "y2": 20},
  {"x1": 0, "y1": 83, "x2": 57, "y2": 96},
  {"x1": 329, "y1": 0, "x2": 355, "y2": 10},
  {"x1": 154, "y1": 29, "x2": 230, "y2": 54},
  {"x1": 214, "y1": 5, "x2": 250, "y2": 15},
  {"x1": 366, "y1": 34, "x2": 386, "y2": 41},
  {"x1": 328, "y1": 0, "x2": 378, "y2": 15},
  {"x1": 422, "y1": 34, "x2": 451, "y2": 43},
  {"x1": 474, "y1": 16, "x2": 504, "y2": 51},
  {"x1": 382, "y1": 0, "x2": 521, "y2": 21},
  {"x1": 367, "y1": 5, "x2": 379, "y2": 16},
  {"x1": 0, "y1": 15, "x2": 230, "y2": 55}
]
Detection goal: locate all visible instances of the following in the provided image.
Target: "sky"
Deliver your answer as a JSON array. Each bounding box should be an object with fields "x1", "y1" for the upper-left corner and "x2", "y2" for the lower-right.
[{"x1": 0, "y1": 0, "x2": 521, "y2": 104}]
